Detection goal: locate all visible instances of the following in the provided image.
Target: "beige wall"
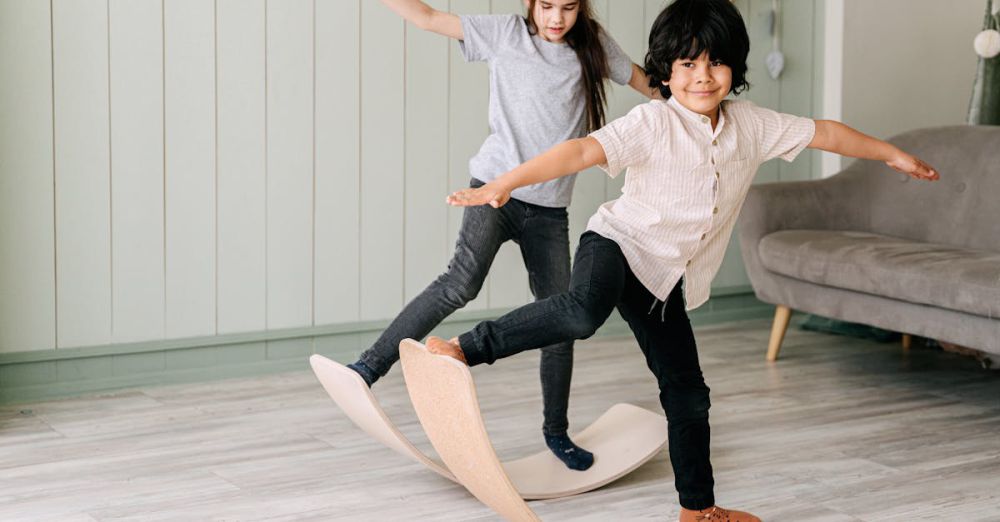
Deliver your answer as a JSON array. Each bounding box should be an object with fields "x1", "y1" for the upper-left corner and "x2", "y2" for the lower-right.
[{"x1": 841, "y1": 0, "x2": 984, "y2": 142}]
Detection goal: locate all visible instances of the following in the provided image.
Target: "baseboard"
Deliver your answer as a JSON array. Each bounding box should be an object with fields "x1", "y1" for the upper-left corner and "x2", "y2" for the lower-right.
[{"x1": 0, "y1": 292, "x2": 772, "y2": 405}]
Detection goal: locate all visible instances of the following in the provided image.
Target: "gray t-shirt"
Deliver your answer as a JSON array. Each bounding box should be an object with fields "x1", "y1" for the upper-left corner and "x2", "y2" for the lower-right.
[{"x1": 459, "y1": 14, "x2": 633, "y2": 208}]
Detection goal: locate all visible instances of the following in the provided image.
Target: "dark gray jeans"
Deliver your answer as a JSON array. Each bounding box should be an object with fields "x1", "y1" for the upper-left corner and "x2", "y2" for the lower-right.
[
  {"x1": 357, "y1": 178, "x2": 575, "y2": 435},
  {"x1": 458, "y1": 232, "x2": 715, "y2": 510}
]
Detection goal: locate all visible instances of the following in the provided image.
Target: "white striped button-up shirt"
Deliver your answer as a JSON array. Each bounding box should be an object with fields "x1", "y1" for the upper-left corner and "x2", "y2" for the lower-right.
[{"x1": 587, "y1": 96, "x2": 816, "y2": 309}]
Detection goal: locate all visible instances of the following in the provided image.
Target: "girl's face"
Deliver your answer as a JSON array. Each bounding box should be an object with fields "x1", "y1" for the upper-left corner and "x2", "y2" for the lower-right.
[
  {"x1": 528, "y1": 0, "x2": 580, "y2": 44},
  {"x1": 663, "y1": 51, "x2": 733, "y2": 123}
]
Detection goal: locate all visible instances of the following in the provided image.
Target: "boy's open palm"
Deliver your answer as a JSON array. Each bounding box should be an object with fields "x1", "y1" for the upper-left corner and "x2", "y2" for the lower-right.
[
  {"x1": 887, "y1": 153, "x2": 939, "y2": 181},
  {"x1": 447, "y1": 183, "x2": 511, "y2": 208}
]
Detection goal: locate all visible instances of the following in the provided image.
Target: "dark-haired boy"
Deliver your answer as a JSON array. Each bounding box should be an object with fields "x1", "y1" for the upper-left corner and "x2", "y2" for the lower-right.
[{"x1": 426, "y1": 0, "x2": 938, "y2": 520}]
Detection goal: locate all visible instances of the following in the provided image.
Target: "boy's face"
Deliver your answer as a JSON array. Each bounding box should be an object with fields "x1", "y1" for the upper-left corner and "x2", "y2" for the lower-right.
[
  {"x1": 528, "y1": 0, "x2": 580, "y2": 43},
  {"x1": 664, "y1": 51, "x2": 732, "y2": 121}
]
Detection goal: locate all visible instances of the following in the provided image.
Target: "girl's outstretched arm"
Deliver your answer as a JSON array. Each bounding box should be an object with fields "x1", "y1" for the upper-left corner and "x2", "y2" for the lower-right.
[
  {"x1": 628, "y1": 63, "x2": 664, "y2": 100},
  {"x1": 809, "y1": 120, "x2": 940, "y2": 181},
  {"x1": 380, "y1": 0, "x2": 462, "y2": 39},
  {"x1": 447, "y1": 137, "x2": 607, "y2": 208}
]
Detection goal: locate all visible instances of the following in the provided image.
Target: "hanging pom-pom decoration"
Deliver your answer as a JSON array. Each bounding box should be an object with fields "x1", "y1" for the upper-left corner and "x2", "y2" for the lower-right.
[
  {"x1": 765, "y1": 0, "x2": 784, "y2": 79},
  {"x1": 765, "y1": 51, "x2": 785, "y2": 80},
  {"x1": 974, "y1": 29, "x2": 1000, "y2": 58}
]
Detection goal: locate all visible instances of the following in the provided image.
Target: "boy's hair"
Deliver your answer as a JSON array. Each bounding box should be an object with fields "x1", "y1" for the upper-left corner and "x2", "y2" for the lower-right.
[
  {"x1": 525, "y1": 0, "x2": 609, "y2": 132},
  {"x1": 644, "y1": 0, "x2": 750, "y2": 99}
]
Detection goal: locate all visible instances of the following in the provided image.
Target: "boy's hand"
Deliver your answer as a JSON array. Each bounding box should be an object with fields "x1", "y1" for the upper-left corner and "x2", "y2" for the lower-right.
[
  {"x1": 446, "y1": 182, "x2": 511, "y2": 208},
  {"x1": 886, "y1": 152, "x2": 939, "y2": 181}
]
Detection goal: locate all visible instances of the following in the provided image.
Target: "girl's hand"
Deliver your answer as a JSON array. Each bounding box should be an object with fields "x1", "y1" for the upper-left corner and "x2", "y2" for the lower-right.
[
  {"x1": 446, "y1": 182, "x2": 511, "y2": 208},
  {"x1": 886, "y1": 152, "x2": 940, "y2": 181}
]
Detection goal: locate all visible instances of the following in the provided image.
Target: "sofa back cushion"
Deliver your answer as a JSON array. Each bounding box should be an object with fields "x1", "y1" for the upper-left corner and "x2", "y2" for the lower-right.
[{"x1": 847, "y1": 125, "x2": 1000, "y2": 251}]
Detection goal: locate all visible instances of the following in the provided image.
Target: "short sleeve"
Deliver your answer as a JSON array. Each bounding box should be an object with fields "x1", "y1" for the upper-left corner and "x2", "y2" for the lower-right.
[
  {"x1": 747, "y1": 102, "x2": 817, "y2": 163},
  {"x1": 599, "y1": 30, "x2": 633, "y2": 86},
  {"x1": 588, "y1": 102, "x2": 663, "y2": 178},
  {"x1": 458, "y1": 14, "x2": 521, "y2": 62}
]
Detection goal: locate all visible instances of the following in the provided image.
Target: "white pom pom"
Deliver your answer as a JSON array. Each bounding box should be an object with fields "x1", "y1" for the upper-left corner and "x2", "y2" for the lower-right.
[
  {"x1": 974, "y1": 29, "x2": 1000, "y2": 58},
  {"x1": 765, "y1": 50, "x2": 784, "y2": 79}
]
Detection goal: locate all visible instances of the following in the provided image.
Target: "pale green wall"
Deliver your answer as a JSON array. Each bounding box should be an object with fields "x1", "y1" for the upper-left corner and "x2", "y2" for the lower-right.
[
  {"x1": 841, "y1": 0, "x2": 983, "y2": 142},
  {"x1": 0, "y1": 0, "x2": 823, "y2": 402}
]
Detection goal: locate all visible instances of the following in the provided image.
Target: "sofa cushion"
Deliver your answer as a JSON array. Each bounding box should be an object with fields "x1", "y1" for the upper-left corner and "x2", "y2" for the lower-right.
[{"x1": 758, "y1": 230, "x2": 1000, "y2": 319}]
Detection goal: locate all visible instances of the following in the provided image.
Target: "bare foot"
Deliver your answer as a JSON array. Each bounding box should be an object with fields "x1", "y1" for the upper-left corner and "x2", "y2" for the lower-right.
[
  {"x1": 426, "y1": 336, "x2": 467, "y2": 365},
  {"x1": 679, "y1": 506, "x2": 760, "y2": 522}
]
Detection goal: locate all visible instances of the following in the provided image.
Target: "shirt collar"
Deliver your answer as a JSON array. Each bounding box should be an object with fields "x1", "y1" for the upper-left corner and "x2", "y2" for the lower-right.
[{"x1": 667, "y1": 96, "x2": 726, "y2": 138}]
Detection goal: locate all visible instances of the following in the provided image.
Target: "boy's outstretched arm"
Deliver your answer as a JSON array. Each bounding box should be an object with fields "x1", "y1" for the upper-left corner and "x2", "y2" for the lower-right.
[
  {"x1": 447, "y1": 137, "x2": 607, "y2": 207},
  {"x1": 809, "y1": 120, "x2": 940, "y2": 180},
  {"x1": 379, "y1": 0, "x2": 462, "y2": 39}
]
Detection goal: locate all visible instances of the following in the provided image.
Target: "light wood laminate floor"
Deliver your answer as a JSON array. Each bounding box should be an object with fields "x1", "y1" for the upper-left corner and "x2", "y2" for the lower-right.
[{"x1": 2, "y1": 318, "x2": 999, "y2": 521}]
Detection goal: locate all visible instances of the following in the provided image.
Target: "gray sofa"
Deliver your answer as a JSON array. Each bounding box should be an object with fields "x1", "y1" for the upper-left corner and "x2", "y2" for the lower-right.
[{"x1": 738, "y1": 125, "x2": 1000, "y2": 363}]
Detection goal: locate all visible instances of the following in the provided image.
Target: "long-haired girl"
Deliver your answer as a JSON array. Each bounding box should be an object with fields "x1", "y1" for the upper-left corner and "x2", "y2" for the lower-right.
[{"x1": 341, "y1": 0, "x2": 659, "y2": 471}]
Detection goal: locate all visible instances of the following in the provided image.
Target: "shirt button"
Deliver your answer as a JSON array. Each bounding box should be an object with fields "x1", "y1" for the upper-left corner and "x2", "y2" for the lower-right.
[
  {"x1": 702, "y1": 116, "x2": 710, "y2": 124},
  {"x1": 713, "y1": 207, "x2": 719, "y2": 214},
  {"x1": 715, "y1": 171, "x2": 720, "y2": 178},
  {"x1": 712, "y1": 139, "x2": 718, "y2": 146},
  {"x1": 711, "y1": 157, "x2": 715, "y2": 165},
  {"x1": 701, "y1": 233, "x2": 707, "y2": 240},
  {"x1": 686, "y1": 260, "x2": 692, "y2": 267}
]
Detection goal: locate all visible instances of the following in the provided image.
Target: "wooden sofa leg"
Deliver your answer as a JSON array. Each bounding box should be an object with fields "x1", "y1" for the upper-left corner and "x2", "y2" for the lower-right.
[
  {"x1": 767, "y1": 305, "x2": 792, "y2": 362},
  {"x1": 902, "y1": 334, "x2": 912, "y2": 351}
]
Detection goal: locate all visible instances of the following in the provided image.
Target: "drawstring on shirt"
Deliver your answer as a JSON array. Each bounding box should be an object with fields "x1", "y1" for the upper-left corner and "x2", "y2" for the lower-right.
[{"x1": 647, "y1": 297, "x2": 668, "y2": 323}]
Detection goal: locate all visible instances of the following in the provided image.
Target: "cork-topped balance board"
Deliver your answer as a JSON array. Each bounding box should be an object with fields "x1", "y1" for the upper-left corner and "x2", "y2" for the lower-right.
[{"x1": 309, "y1": 342, "x2": 667, "y2": 508}]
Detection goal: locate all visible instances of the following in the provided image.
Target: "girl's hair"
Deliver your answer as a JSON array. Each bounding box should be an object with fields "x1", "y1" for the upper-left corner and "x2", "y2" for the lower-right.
[
  {"x1": 525, "y1": 0, "x2": 609, "y2": 132},
  {"x1": 644, "y1": 0, "x2": 750, "y2": 99}
]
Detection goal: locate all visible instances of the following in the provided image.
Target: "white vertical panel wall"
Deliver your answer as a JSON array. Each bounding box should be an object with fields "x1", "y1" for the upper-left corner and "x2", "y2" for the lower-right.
[
  {"x1": 0, "y1": 1, "x2": 56, "y2": 352},
  {"x1": 217, "y1": 0, "x2": 266, "y2": 335},
  {"x1": 109, "y1": 0, "x2": 165, "y2": 344},
  {"x1": 266, "y1": 0, "x2": 314, "y2": 329},
  {"x1": 359, "y1": 0, "x2": 405, "y2": 321},
  {"x1": 165, "y1": 0, "x2": 217, "y2": 338},
  {"x1": 315, "y1": 0, "x2": 361, "y2": 326},
  {"x1": 404, "y1": 0, "x2": 450, "y2": 304},
  {"x1": 0, "y1": 0, "x2": 820, "y2": 353},
  {"x1": 52, "y1": 0, "x2": 113, "y2": 349}
]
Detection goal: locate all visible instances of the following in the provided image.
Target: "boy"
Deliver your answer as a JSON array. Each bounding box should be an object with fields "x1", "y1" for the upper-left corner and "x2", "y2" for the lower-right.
[{"x1": 427, "y1": 0, "x2": 938, "y2": 520}]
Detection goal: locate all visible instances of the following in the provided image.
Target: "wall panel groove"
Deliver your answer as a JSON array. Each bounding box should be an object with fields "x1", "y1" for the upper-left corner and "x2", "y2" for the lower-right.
[{"x1": 5, "y1": 0, "x2": 820, "y2": 354}]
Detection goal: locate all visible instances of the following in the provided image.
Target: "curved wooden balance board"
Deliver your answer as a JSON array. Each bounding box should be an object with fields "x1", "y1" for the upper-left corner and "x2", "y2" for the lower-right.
[
  {"x1": 398, "y1": 339, "x2": 668, "y2": 521},
  {"x1": 310, "y1": 349, "x2": 667, "y2": 501},
  {"x1": 309, "y1": 354, "x2": 456, "y2": 482}
]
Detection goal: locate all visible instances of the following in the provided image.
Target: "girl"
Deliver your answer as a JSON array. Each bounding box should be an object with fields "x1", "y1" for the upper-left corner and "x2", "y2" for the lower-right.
[
  {"x1": 345, "y1": 0, "x2": 661, "y2": 471},
  {"x1": 427, "y1": 0, "x2": 938, "y2": 519}
]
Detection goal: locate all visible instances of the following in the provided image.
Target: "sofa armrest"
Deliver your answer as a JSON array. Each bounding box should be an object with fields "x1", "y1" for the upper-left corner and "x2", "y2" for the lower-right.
[{"x1": 738, "y1": 170, "x2": 870, "y2": 304}]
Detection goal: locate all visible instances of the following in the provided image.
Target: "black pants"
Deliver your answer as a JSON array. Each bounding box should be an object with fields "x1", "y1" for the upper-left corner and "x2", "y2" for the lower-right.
[
  {"x1": 459, "y1": 231, "x2": 715, "y2": 510},
  {"x1": 357, "y1": 178, "x2": 575, "y2": 435}
]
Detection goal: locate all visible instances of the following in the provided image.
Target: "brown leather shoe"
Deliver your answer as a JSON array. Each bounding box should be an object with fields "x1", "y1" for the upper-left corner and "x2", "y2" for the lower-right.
[{"x1": 679, "y1": 506, "x2": 761, "y2": 522}]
